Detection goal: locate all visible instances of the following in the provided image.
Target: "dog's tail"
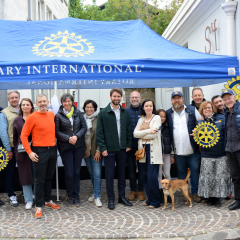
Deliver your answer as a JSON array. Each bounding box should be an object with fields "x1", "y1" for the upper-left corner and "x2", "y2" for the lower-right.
[{"x1": 184, "y1": 168, "x2": 191, "y2": 182}]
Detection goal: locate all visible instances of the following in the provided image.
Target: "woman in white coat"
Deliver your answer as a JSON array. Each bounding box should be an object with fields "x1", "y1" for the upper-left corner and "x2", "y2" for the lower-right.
[{"x1": 134, "y1": 99, "x2": 163, "y2": 208}]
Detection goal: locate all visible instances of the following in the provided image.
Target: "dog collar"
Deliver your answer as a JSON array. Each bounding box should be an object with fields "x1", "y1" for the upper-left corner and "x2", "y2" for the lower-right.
[{"x1": 165, "y1": 184, "x2": 171, "y2": 190}]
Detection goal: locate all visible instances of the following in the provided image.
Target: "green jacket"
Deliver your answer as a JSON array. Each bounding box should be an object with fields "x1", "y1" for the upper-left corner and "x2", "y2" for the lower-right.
[{"x1": 97, "y1": 103, "x2": 132, "y2": 152}]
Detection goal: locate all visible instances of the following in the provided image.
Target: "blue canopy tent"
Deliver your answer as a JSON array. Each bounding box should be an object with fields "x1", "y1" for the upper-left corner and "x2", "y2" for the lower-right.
[{"x1": 0, "y1": 17, "x2": 238, "y2": 89}]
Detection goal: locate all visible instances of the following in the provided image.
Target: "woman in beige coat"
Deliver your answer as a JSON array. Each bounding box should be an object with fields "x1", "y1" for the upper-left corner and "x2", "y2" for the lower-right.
[{"x1": 134, "y1": 99, "x2": 163, "y2": 208}]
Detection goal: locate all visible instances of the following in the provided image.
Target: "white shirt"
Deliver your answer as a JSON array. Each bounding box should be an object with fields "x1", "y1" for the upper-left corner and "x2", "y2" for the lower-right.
[
  {"x1": 111, "y1": 104, "x2": 121, "y2": 144},
  {"x1": 173, "y1": 105, "x2": 201, "y2": 156}
]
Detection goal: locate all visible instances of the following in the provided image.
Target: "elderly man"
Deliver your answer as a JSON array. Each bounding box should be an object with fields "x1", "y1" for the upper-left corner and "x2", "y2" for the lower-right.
[
  {"x1": 21, "y1": 94, "x2": 60, "y2": 218},
  {"x1": 191, "y1": 88, "x2": 206, "y2": 111},
  {"x1": 212, "y1": 95, "x2": 225, "y2": 114},
  {"x1": 222, "y1": 89, "x2": 240, "y2": 210},
  {"x1": 0, "y1": 90, "x2": 20, "y2": 207},
  {"x1": 126, "y1": 91, "x2": 144, "y2": 201},
  {"x1": 166, "y1": 91, "x2": 202, "y2": 203},
  {"x1": 97, "y1": 88, "x2": 132, "y2": 210}
]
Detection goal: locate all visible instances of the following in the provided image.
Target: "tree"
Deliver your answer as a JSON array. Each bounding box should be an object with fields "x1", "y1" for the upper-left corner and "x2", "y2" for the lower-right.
[{"x1": 69, "y1": 0, "x2": 183, "y2": 35}]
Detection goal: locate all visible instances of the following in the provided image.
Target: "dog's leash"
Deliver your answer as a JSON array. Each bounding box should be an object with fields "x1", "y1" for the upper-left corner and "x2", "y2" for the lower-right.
[{"x1": 160, "y1": 165, "x2": 166, "y2": 178}]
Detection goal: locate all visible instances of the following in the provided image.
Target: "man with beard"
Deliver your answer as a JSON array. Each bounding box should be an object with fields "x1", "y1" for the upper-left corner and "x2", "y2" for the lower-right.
[
  {"x1": 166, "y1": 91, "x2": 202, "y2": 203},
  {"x1": 0, "y1": 90, "x2": 20, "y2": 207},
  {"x1": 222, "y1": 90, "x2": 240, "y2": 210},
  {"x1": 21, "y1": 94, "x2": 60, "y2": 218},
  {"x1": 191, "y1": 88, "x2": 206, "y2": 111},
  {"x1": 97, "y1": 88, "x2": 132, "y2": 210},
  {"x1": 126, "y1": 91, "x2": 145, "y2": 201},
  {"x1": 212, "y1": 95, "x2": 225, "y2": 114}
]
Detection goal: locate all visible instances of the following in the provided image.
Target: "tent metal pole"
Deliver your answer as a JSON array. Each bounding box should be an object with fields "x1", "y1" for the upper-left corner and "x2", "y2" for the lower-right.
[
  {"x1": 78, "y1": 81, "x2": 80, "y2": 110},
  {"x1": 54, "y1": 81, "x2": 60, "y2": 201}
]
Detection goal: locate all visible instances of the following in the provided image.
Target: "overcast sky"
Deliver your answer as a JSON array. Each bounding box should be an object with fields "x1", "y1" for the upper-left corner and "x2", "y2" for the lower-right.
[{"x1": 83, "y1": 0, "x2": 169, "y2": 8}]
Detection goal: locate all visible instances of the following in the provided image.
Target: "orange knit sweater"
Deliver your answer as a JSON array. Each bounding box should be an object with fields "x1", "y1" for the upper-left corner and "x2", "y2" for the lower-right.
[{"x1": 21, "y1": 111, "x2": 56, "y2": 154}]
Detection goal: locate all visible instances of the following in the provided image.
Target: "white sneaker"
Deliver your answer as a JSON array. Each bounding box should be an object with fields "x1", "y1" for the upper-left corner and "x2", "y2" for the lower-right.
[
  {"x1": 9, "y1": 196, "x2": 19, "y2": 207},
  {"x1": 88, "y1": 194, "x2": 94, "y2": 202},
  {"x1": 25, "y1": 202, "x2": 33, "y2": 210},
  {"x1": 95, "y1": 197, "x2": 102, "y2": 207}
]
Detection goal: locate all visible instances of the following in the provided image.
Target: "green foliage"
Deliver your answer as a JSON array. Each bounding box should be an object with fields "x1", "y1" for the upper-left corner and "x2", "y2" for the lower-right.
[{"x1": 69, "y1": 0, "x2": 183, "y2": 35}]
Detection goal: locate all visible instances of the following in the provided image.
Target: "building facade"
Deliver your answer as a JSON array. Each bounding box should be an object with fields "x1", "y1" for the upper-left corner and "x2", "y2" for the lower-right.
[
  {"x1": 158, "y1": 0, "x2": 239, "y2": 110},
  {"x1": 0, "y1": 0, "x2": 69, "y2": 108}
]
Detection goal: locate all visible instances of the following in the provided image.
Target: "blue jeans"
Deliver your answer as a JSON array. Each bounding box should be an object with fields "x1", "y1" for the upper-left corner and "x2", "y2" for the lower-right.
[
  {"x1": 127, "y1": 148, "x2": 143, "y2": 192},
  {"x1": 84, "y1": 154, "x2": 102, "y2": 199},
  {"x1": 174, "y1": 151, "x2": 201, "y2": 194},
  {"x1": 139, "y1": 145, "x2": 160, "y2": 208},
  {"x1": 22, "y1": 161, "x2": 36, "y2": 203}
]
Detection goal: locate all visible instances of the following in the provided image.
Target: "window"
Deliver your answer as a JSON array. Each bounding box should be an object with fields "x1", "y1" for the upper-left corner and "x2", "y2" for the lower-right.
[
  {"x1": 27, "y1": 0, "x2": 32, "y2": 21},
  {"x1": 46, "y1": 6, "x2": 52, "y2": 20}
]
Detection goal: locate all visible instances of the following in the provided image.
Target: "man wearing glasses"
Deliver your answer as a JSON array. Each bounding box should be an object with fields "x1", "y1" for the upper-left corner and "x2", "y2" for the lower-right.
[{"x1": 126, "y1": 91, "x2": 145, "y2": 201}]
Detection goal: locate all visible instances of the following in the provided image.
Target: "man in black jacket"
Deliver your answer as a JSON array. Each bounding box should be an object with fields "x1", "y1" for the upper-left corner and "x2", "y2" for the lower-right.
[
  {"x1": 97, "y1": 88, "x2": 132, "y2": 210},
  {"x1": 191, "y1": 87, "x2": 206, "y2": 111},
  {"x1": 212, "y1": 95, "x2": 225, "y2": 115},
  {"x1": 126, "y1": 91, "x2": 145, "y2": 201}
]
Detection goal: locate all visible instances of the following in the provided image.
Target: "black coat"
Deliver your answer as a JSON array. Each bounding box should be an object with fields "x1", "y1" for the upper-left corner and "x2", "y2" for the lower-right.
[
  {"x1": 55, "y1": 105, "x2": 87, "y2": 153},
  {"x1": 161, "y1": 122, "x2": 172, "y2": 154}
]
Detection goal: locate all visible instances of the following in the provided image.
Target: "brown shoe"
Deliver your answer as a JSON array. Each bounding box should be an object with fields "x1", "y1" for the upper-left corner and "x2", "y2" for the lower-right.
[
  {"x1": 193, "y1": 194, "x2": 202, "y2": 203},
  {"x1": 128, "y1": 191, "x2": 137, "y2": 201},
  {"x1": 138, "y1": 191, "x2": 145, "y2": 201}
]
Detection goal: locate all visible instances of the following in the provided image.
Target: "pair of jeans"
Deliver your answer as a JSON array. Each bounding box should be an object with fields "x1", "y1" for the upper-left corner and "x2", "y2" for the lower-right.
[
  {"x1": 22, "y1": 161, "x2": 36, "y2": 203},
  {"x1": 127, "y1": 148, "x2": 143, "y2": 192},
  {"x1": 84, "y1": 154, "x2": 102, "y2": 199},
  {"x1": 227, "y1": 151, "x2": 240, "y2": 200},
  {"x1": 139, "y1": 144, "x2": 160, "y2": 208},
  {"x1": 174, "y1": 150, "x2": 201, "y2": 195},
  {"x1": 32, "y1": 146, "x2": 57, "y2": 208},
  {"x1": 5, "y1": 147, "x2": 16, "y2": 197},
  {"x1": 61, "y1": 146, "x2": 85, "y2": 199},
  {"x1": 104, "y1": 149, "x2": 127, "y2": 200}
]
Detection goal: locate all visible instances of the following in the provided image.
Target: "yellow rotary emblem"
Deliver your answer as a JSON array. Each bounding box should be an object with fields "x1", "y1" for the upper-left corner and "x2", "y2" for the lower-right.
[
  {"x1": 0, "y1": 147, "x2": 9, "y2": 171},
  {"x1": 223, "y1": 76, "x2": 240, "y2": 101},
  {"x1": 193, "y1": 122, "x2": 220, "y2": 148},
  {"x1": 32, "y1": 30, "x2": 95, "y2": 57}
]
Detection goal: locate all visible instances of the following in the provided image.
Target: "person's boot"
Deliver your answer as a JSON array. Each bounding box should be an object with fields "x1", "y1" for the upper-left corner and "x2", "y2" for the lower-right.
[
  {"x1": 215, "y1": 198, "x2": 222, "y2": 207},
  {"x1": 228, "y1": 200, "x2": 240, "y2": 210},
  {"x1": 206, "y1": 197, "x2": 214, "y2": 206},
  {"x1": 138, "y1": 191, "x2": 145, "y2": 201},
  {"x1": 128, "y1": 191, "x2": 137, "y2": 201},
  {"x1": 159, "y1": 189, "x2": 164, "y2": 203}
]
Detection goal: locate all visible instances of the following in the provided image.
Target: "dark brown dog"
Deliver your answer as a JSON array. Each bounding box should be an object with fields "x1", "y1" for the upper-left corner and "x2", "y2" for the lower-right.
[{"x1": 160, "y1": 168, "x2": 192, "y2": 211}]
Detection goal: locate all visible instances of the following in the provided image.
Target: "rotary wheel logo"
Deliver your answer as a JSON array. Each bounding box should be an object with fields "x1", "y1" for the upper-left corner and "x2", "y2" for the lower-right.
[
  {"x1": 0, "y1": 147, "x2": 9, "y2": 171},
  {"x1": 193, "y1": 122, "x2": 220, "y2": 148},
  {"x1": 32, "y1": 30, "x2": 95, "y2": 57},
  {"x1": 224, "y1": 76, "x2": 240, "y2": 101}
]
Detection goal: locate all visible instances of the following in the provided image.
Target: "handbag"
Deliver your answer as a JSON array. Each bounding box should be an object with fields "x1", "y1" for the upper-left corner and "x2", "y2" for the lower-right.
[
  {"x1": 135, "y1": 143, "x2": 146, "y2": 161},
  {"x1": 83, "y1": 145, "x2": 90, "y2": 158},
  {"x1": 18, "y1": 142, "x2": 31, "y2": 153}
]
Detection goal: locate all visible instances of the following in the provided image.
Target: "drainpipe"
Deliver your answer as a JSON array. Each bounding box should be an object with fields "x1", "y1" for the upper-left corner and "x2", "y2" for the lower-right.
[{"x1": 221, "y1": 0, "x2": 238, "y2": 56}]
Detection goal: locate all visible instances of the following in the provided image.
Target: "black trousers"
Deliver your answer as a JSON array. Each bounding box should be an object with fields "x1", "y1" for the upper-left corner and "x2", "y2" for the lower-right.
[
  {"x1": 227, "y1": 151, "x2": 240, "y2": 200},
  {"x1": 104, "y1": 149, "x2": 127, "y2": 200},
  {"x1": 61, "y1": 146, "x2": 84, "y2": 199},
  {"x1": 32, "y1": 146, "x2": 57, "y2": 207}
]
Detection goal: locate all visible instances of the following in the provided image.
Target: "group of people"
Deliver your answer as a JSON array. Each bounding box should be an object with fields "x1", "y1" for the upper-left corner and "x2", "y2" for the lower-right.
[{"x1": 0, "y1": 87, "x2": 240, "y2": 219}]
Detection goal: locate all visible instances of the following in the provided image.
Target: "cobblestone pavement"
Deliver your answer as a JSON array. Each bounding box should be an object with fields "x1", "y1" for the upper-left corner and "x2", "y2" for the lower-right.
[{"x1": 0, "y1": 179, "x2": 240, "y2": 239}]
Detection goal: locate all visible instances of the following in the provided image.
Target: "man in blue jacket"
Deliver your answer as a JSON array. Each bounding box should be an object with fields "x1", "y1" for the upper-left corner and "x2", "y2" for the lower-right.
[
  {"x1": 126, "y1": 91, "x2": 145, "y2": 201},
  {"x1": 222, "y1": 89, "x2": 240, "y2": 210},
  {"x1": 166, "y1": 91, "x2": 202, "y2": 203}
]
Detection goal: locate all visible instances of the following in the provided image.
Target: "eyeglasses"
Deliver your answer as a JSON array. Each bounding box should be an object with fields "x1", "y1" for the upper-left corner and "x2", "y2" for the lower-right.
[
  {"x1": 130, "y1": 97, "x2": 139, "y2": 99},
  {"x1": 85, "y1": 107, "x2": 94, "y2": 109},
  {"x1": 203, "y1": 107, "x2": 212, "y2": 110}
]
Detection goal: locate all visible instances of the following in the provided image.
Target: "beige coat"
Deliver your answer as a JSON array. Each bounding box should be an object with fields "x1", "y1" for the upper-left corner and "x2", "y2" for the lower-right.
[{"x1": 134, "y1": 115, "x2": 163, "y2": 164}]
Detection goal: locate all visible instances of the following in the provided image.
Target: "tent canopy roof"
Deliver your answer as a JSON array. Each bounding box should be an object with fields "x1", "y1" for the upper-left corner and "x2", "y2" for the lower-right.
[{"x1": 0, "y1": 17, "x2": 238, "y2": 89}]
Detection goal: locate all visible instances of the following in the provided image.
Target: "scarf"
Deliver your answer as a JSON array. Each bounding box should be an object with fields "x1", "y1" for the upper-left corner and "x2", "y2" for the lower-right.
[
  {"x1": 204, "y1": 113, "x2": 215, "y2": 122},
  {"x1": 84, "y1": 112, "x2": 98, "y2": 136},
  {"x1": 66, "y1": 107, "x2": 74, "y2": 119}
]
